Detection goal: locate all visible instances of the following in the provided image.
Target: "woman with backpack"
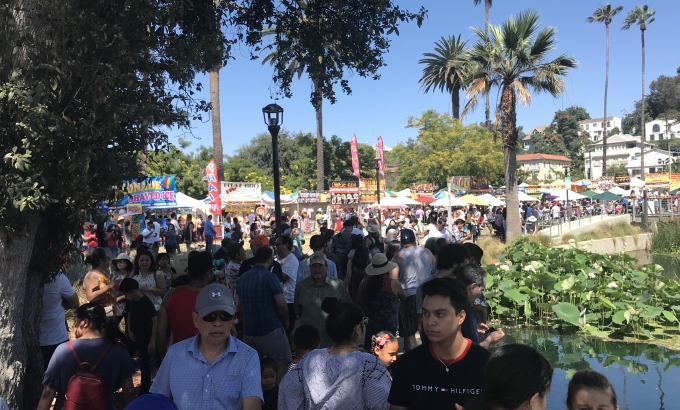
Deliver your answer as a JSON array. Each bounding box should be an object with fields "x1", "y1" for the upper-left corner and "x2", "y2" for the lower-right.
[{"x1": 38, "y1": 303, "x2": 137, "y2": 410}]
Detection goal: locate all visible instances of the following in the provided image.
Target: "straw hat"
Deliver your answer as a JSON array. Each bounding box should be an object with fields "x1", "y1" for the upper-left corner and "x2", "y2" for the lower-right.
[
  {"x1": 366, "y1": 253, "x2": 398, "y2": 276},
  {"x1": 366, "y1": 224, "x2": 380, "y2": 234},
  {"x1": 112, "y1": 253, "x2": 133, "y2": 270}
]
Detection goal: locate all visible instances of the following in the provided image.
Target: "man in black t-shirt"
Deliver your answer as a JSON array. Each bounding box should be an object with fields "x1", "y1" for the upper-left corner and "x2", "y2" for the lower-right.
[
  {"x1": 239, "y1": 234, "x2": 283, "y2": 282},
  {"x1": 119, "y1": 278, "x2": 157, "y2": 394},
  {"x1": 389, "y1": 277, "x2": 490, "y2": 410},
  {"x1": 213, "y1": 237, "x2": 232, "y2": 262}
]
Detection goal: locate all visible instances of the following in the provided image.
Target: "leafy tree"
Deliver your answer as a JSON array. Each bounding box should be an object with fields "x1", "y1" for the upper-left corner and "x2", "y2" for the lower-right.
[
  {"x1": 1, "y1": 0, "x2": 229, "y2": 406},
  {"x1": 622, "y1": 98, "x2": 655, "y2": 135},
  {"x1": 607, "y1": 163, "x2": 629, "y2": 176},
  {"x1": 389, "y1": 110, "x2": 504, "y2": 190},
  {"x1": 608, "y1": 126, "x2": 621, "y2": 137},
  {"x1": 255, "y1": 0, "x2": 426, "y2": 190},
  {"x1": 622, "y1": 4, "x2": 656, "y2": 180},
  {"x1": 587, "y1": 3, "x2": 624, "y2": 177},
  {"x1": 146, "y1": 141, "x2": 212, "y2": 199},
  {"x1": 418, "y1": 35, "x2": 470, "y2": 119},
  {"x1": 648, "y1": 68, "x2": 680, "y2": 115},
  {"x1": 468, "y1": 10, "x2": 577, "y2": 240}
]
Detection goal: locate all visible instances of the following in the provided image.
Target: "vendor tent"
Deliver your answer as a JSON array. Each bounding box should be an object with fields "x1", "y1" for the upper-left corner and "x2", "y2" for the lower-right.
[
  {"x1": 517, "y1": 192, "x2": 541, "y2": 202},
  {"x1": 594, "y1": 191, "x2": 623, "y2": 201},
  {"x1": 608, "y1": 187, "x2": 629, "y2": 196},
  {"x1": 629, "y1": 177, "x2": 645, "y2": 187},
  {"x1": 477, "y1": 194, "x2": 504, "y2": 206},
  {"x1": 458, "y1": 194, "x2": 488, "y2": 206},
  {"x1": 551, "y1": 189, "x2": 586, "y2": 201},
  {"x1": 414, "y1": 195, "x2": 436, "y2": 204},
  {"x1": 580, "y1": 190, "x2": 599, "y2": 199},
  {"x1": 431, "y1": 196, "x2": 468, "y2": 207}
]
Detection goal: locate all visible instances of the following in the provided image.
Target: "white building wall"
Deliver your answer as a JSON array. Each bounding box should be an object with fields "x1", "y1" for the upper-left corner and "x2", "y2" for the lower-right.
[
  {"x1": 578, "y1": 117, "x2": 622, "y2": 142},
  {"x1": 644, "y1": 119, "x2": 680, "y2": 142}
]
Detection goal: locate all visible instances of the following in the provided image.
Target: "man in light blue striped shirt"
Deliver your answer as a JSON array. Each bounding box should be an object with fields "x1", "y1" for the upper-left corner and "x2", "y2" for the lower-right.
[{"x1": 150, "y1": 283, "x2": 263, "y2": 410}]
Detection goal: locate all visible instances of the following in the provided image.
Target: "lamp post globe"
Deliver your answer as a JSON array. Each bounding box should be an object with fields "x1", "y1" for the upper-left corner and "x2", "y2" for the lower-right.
[{"x1": 262, "y1": 103, "x2": 284, "y2": 237}]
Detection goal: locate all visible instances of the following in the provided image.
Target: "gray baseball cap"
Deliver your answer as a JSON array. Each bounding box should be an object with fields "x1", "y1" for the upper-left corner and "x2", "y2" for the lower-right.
[{"x1": 195, "y1": 284, "x2": 235, "y2": 317}]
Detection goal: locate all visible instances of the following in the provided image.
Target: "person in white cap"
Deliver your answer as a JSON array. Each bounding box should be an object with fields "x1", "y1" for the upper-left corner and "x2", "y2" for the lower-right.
[{"x1": 150, "y1": 283, "x2": 262, "y2": 410}]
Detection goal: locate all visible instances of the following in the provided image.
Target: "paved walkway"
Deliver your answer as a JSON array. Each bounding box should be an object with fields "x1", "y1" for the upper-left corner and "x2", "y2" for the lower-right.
[{"x1": 537, "y1": 214, "x2": 631, "y2": 238}]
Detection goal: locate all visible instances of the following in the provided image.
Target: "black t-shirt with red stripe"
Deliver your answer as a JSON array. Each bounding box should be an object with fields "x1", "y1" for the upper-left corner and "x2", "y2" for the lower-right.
[{"x1": 388, "y1": 338, "x2": 490, "y2": 409}]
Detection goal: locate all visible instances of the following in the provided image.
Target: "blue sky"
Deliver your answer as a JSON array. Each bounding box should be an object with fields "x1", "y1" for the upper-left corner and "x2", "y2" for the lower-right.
[{"x1": 172, "y1": 0, "x2": 680, "y2": 152}]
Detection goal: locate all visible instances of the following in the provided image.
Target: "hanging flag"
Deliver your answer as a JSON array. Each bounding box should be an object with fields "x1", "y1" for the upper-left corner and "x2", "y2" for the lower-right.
[
  {"x1": 350, "y1": 134, "x2": 361, "y2": 177},
  {"x1": 377, "y1": 136, "x2": 385, "y2": 177},
  {"x1": 205, "y1": 160, "x2": 222, "y2": 215}
]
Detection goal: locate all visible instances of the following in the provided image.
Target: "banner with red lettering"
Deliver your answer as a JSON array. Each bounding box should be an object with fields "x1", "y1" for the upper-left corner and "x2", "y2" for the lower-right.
[
  {"x1": 205, "y1": 160, "x2": 222, "y2": 215},
  {"x1": 350, "y1": 134, "x2": 360, "y2": 177},
  {"x1": 377, "y1": 136, "x2": 385, "y2": 177}
]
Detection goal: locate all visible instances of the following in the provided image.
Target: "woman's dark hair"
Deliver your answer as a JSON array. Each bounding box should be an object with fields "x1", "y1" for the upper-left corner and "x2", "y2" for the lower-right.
[
  {"x1": 250, "y1": 223, "x2": 258, "y2": 231},
  {"x1": 323, "y1": 229, "x2": 335, "y2": 245},
  {"x1": 156, "y1": 252, "x2": 170, "y2": 265},
  {"x1": 293, "y1": 324, "x2": 321, "y2": 350},
  {"x1": 321, "y1": 297, "x2": 364, "y2": 344},
  {"x1": 436, "y1": 237, "x2": 448, "y2": 249},
  {"x1": 566, "y1": 370, "x2": 617, "y2": 410},
  {"x1": 74, "y1": 302, "x2": 125, "y2": 344},
  {"x1": 133, "y1": 249, "x2": 157, "y2": 276},
  {"x1": 351, "y1": 245, "x2": 370, "y2": 270},
  {"x1": 187, "y1": 251, "x2": 214, "y2": 280},
  {"x1": 463, "y1": 243, "x2": 484, "y2": 265},
  {"x1": 85, "y1": 248, "x2": 109, "y2": 268},
  {"x1": 259, "y1": 356, "x2": 277, "y2": 375},
  {"x1": 385, "y1": 240, "x2": 402, "y2": 261},
  {"x1": 436, "y1": 244, "x2": 471, "y2": 270},
  {"x1": 465, "y1": 344, "x2": 553, "y2": 410}
]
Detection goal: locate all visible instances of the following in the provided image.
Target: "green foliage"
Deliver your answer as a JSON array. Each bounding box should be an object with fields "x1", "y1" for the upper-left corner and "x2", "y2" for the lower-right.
[
  {"x1": 388, "y1": 110, "x2": 504, "y2": 190},
  {"x1": 577, "y1": 221, "x2": 641, "y2": 241},
  {"x1": 147, "y1": 141, "x2": 213, "y2": 199},
  {"x1": 1, "y1": 0, "x2": 228, "y2": 272},
  {"x1": 651, "y1": 220, "x2": 680, "y2": 255},
  {"x1": 608, "y1": 127, "x2": 621, "y2": 137},
  {"x1": 222, "y1": 131, "x2": 376, "y2": 191},
  {"x1": 485, "y1": 238, "x2": 680, "y2": 338}
]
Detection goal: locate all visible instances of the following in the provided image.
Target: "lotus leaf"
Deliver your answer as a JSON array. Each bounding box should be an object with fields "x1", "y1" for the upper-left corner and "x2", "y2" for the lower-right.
[
  {"x1": 612, "y1": 310, "x2": 627, "y2": 325},
  {"x1": 560, "y1": 275, "x2": 577, "y2": 291},
  {"x1": 662, "y1": 310, "x2": 679, "y2": 323},
  {"x1": 552, "y1": 302, "x2": 581, "y2": 326},
  {"x1": 504, "y1": 288, "x2": 528, "y2": 304},
  {"x1": 598, "y1": 295, "x2": 616, "y2": 309}
]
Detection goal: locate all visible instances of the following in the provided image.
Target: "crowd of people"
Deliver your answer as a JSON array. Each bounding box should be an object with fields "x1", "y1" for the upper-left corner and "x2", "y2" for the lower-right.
[{"x1": 38, "y1": 207, "x2": 625, "y2": 410}]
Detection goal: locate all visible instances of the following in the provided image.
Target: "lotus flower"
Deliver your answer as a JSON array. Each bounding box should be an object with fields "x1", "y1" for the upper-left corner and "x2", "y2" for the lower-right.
[
  {"x1": 607, "y1": 282, "x2": 618, "y2": 289},
  {"x1": 499, "y1": 264, "x2": 510, "y2": 271},
  {"x1": 588, "y1": 273, "x2": 596, "y2": 279}
]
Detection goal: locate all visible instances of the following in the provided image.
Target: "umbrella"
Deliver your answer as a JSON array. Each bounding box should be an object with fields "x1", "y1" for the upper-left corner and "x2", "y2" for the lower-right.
[
  {"x1": 575, "y1": 180, "x2": 592, "y2": 186},
  {"x1": 384, "y1": 189, "x2": 398, "y2": 197},
  {"x1": 414, "y1": 195, "x2": 436, "y2": 204},
  {"x1": 477, "y1": 194, "x2": 504, "y2": 206},
  {"x1": 629, "y1": 177, "x2": 645, "y2": 187},
  {"x1": 458, "y1": 194, "x2": 488, "y2": 206},
  {"x1": 580, "y1": 190, "x2": 599, "y2": 199},
  {"x1": 670, "y1": 187, "x2": 680, "y2": 195},
  {"x1": 593, "y1": 191, "x2": 623, "y2": 201},
  {"x1": 517, "y1": 192, "x2": 541, "y2": 202},
  {"x1": 431, "y1": 196, "x2": 468, "y2": 207},
  {"x1": 608, "y1": 187, "x2": 629, "y2": 196}
]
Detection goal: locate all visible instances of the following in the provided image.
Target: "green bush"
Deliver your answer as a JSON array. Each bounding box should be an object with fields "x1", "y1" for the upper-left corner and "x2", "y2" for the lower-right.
[
  {"x1": 484, "y1": 238, "x2": 680, "y2": 339},
  {"x1": 651, "y1": 220, "x2": 680, "y2": 255}
]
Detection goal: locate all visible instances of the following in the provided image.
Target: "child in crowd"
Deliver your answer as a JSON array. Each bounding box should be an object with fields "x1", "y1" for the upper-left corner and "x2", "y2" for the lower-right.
[
  {"x1": 567, "y1": 370, "x2": 619, "y2": 410},
  {"x1": 260, "y1": 356, "x2": 279, "y2": 410},
  {"x1": 289, "y1": 324, "x2": 321, "y2": 371},
  {"x1": 370, "y1": 331, "x2": 399, "y2": 375},
  {"x1": 119, "y1": 278, "x2": 157, "y2": 395}
]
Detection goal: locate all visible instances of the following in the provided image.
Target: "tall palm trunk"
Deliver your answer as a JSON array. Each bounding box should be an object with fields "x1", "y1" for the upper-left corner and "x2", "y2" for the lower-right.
[
  {"x1": 602, "y1": 21, "x2": 610, "y2": 176},
  {"x1": 484, "y1": 0, "x2": 491, "y2": 128},
  {"x1": 210, "y1": 66, "x2": 224, "y2": 183},
  {"x1": 452, "y1": 83, "x2": 461, "y2": 119},
  {"x1": 313, "y1": 77, "x2": 324, "y2": 191},
  {"x1": 639, "y1": 25, "x2": 646, "y2": 181},
  {"x1": 500, "y1": 83, "x2": 520, "y2": 240}
]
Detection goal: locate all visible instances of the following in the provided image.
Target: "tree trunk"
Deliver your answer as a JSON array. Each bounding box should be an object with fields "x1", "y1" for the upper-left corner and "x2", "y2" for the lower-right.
[
  {"x1": 0, "y1": 216, "x2": 42, "y2": 410},
  {"x1": 602, "y1": 22, "x2": 610, "y2": 176},
  {"x1": 485, "y1": 0, "x2": 490, "y2": 34},
  {"x1": 484, "y1": 0, "x2": 491, "y2": 128},
  {"x1": 640, "y1": 28, "x2": 646, "y2": 181},
  {"x1": 500, "y1": 83, "x2": 520, "y2": 240},
  {"x1": 314, "y1": 78, "x2": 325, "y2": 191},
  {"x1": 210, "y1": 65, "x2": 224, "y2": 183},
  {"x1": 452, "y1": 84, "x2": 460, "y2": 120}
]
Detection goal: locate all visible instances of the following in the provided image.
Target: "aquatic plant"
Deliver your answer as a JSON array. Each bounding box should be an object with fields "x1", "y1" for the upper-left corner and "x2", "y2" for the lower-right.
[
  {"x1": 650, "y1": 220, "x2": 680, "y2": 255},
  {"x1": 484, "y1": 238, "x2": 680, "y2": 339}
]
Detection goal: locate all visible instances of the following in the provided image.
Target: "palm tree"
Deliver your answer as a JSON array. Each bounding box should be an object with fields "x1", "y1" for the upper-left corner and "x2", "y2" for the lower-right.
[
  {"x1": 474, "y1": 0, "x2": 493, "y2": 127},
  {"x1": 210, "y1": 66, "x2": 224, "y2": 183},
  {"x1": 587, "y1": 3, "x2": 624, "y2": 177},
  {"x1": 468, "y1": 10, "x2": 577, "y2": 240},
  {"x1": 622, "y1": 5, "x2": 656, "y2": 182},
  {"x1": 418, "y1": 35, "x2": 470, "y2": 120}
]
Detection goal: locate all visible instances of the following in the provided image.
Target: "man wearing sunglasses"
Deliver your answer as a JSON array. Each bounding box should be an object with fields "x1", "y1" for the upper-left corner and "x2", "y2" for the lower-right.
[{"x1": 151, "y1": 283, "x2": 263, "y2": 410}]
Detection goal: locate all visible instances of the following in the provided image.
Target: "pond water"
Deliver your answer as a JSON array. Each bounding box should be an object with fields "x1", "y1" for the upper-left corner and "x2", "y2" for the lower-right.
[
  {"x1": 501, "y1": 327, "x2": 680, "y2": 410},
  {"x1": 628, "y1": 249, "x2": 680, "y2": 280}
]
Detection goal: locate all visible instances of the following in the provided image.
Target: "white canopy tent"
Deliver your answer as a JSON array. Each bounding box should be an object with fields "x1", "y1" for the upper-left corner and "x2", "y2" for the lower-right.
[
  {"x1": 608, "y1": 187, "x2": 630, "y2": 196},
  {"x1": 368, "y1": 195, "x2": 419, "y2": 209},
  {"x1": 517, "y1": 192, "x2": 541, "y2": 202},
  {"x1": 551, "y1": 189, "x2": 586, "y2": 201},
  {"x1": 431, "y1": 196, "x2": 468, "y2": 207},
  {"x1": 396, "y1": 188, "x2": 412, "y2": 197},
  {"x1": 477, "y1": 194, "x2": 504, "y2": 206},
  {"x1": 629, "y1": 177, "x2": 646, "y2": 187}
]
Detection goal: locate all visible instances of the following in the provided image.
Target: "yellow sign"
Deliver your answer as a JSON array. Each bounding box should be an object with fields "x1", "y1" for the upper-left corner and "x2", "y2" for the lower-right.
[{"x1": 126, "y1": 204, "x2": 143, "y2": 214}]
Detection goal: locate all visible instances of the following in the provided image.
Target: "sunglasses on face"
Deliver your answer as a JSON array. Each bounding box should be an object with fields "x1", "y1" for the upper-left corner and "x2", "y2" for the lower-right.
[{"x1": 201, "y1": 312, "x2": 234, "y2": 322}]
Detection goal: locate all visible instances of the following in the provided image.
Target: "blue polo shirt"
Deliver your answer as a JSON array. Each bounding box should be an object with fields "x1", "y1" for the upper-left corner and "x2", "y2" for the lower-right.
[
  {"x1": 204, "y1": 219, "x2": 215, "y2": 237},
  {"x1": 236, "y1": 265, "x2": 285, "y2": 337},
  {"x1": 150, "y1": 335, "x2": 262, "y2": 410}
]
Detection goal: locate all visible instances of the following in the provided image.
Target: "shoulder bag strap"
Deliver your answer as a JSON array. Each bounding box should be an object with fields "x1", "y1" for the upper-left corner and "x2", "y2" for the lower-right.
[
  {"x1": 91, "y1": 343, "x2": 113, "y2": 371},
  {"x1": 67, "y1": 340, "x2": 86, "y2": 371}
]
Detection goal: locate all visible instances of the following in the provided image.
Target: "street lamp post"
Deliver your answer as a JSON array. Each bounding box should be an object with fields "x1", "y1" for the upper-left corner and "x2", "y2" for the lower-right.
[
  {"x1": 563, "y1": 164, "x2": 571, "y2": 228},
  {"x1": 263, "y1": 103, "x2": 284, "y2": 237},
  {"x1": 375, "y1": 156, "x2": 381, "y2": 226}
]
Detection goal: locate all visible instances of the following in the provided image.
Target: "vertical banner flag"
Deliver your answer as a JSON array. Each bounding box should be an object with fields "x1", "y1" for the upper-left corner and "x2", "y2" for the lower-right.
[
  {"x1": 350, "y1": 134, "x2": 360, "y2": 177},
  {"x1": 205, "y1": 160, "x2": 222, "y2": 215},
  {"x1": 377, "y1": 136, "x2": 385, "y2": 177}
]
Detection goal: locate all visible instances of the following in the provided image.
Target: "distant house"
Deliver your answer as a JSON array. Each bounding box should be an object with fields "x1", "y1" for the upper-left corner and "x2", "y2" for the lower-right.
[
  {"x1": 583, "y1": 134, "x2": 653, "y2": 179},
  {"x1": 516, "y1": 153, "x2": 571, "y2": 182},
  {"x1": 644, "y1": 119, "x2": 680, "y2": 142},
  {"x1": 522, "y1": 125, "x2": 549, "y2": 151},
  {"x1": 625, "y1": 149, "x2": 680, "y2": 177},
  {"x1": 577, "y1": 116, "x2": 622, "y2": 142}
]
